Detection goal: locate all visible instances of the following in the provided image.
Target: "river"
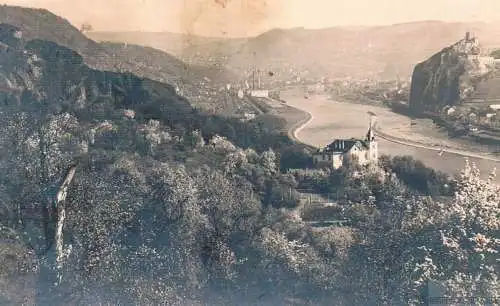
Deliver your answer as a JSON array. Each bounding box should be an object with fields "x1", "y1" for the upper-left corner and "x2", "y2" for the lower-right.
[{"x1": 281, "y1": 90, "x2": 500, "y2": 182}]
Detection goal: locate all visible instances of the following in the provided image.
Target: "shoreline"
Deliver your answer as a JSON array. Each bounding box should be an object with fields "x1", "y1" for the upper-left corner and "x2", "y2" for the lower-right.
[
  {"x1": 288, "y1": 108, "x2": 313, "y2": 144},
  {"x1": 328, "y1": 96, "x2": 500, "y2": 155},
  {"x1": 281, "y1": 96, "x2": 500, "y2": 163},
  {"x1": 374, "y1": 128, "x2": 500, "y2": 162}
]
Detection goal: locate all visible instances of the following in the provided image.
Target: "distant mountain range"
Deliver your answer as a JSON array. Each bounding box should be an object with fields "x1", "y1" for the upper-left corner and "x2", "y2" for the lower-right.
[{"x1": 89, "y1": 21, "x2": 500, "y2": 81}]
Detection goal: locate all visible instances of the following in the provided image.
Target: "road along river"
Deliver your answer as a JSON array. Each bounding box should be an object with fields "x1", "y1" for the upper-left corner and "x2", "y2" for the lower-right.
[{"x1": 282, "y1": 91, "x2": 500, "y2": 183}]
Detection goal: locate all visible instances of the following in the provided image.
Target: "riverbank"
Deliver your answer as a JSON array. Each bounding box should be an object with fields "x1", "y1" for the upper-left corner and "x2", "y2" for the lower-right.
[
  {"x1": 254, "y1": 97, "x2": 317, "y2": 151},
  {"x1": 277, "y1": 90, "x2": 500, "y2": 181},
  {"x1": 374, "y1": 128, "x2": 500, "y2": 162},
  {"x1": 325, "y1": 95, "x2": 500, "y2": 155},
  {"x1": 287, "y1": 108, "x2": 314, "y2": 147},
  {"x1": 281, "y1": 95, "x2": 500, "y2": 162}
]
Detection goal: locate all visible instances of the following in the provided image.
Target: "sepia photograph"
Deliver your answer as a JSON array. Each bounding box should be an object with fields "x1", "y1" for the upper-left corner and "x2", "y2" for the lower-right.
[{"x1": 0, "y1": 0, "x2": 498, "y2": 305}]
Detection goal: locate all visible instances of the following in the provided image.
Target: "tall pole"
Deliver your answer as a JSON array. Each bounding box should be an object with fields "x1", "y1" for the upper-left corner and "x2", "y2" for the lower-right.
[
  {"x1": 258, "y1": 69, "x2": 261, "y2": 89},
  {"x1": 252, "y1": 51, "x2": 257, "y2": 91},
  {"x1": 252, "y1": 69, "x2": 255, "y2": 90}
]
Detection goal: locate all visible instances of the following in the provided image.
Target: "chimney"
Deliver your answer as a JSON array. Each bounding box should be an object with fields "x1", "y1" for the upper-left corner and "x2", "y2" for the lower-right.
[
  {"x1": 465, "y1": 31, "x2": 471, "y2": 41},
  {"x1": 258, "y1": 69, "x2": 261, "y2": 89}
]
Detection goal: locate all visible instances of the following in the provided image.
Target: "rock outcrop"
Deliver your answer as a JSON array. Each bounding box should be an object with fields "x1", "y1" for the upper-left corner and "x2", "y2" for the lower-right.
[
  {"x1": 0, "y1": 5, "x2": 249, "y2": 117},
  {"x1": 409, "y1": 33, "x2": 495, "y2": 114},
  {"x1": 0, "y1": 24, "x2": 194, "y2": 125}
]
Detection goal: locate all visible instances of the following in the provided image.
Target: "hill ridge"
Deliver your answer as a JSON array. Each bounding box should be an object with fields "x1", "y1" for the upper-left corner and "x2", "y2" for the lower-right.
[
  {"x1": 88, "y1": 21, "x2": 500, "y2": 81},
  {"x1": 0, "y1": 4, "x2": 255, "y2": 116}
]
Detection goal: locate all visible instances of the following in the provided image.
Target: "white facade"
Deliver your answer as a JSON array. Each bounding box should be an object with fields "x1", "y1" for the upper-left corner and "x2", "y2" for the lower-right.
[
  {"x1": 313, "y1": 152, "x2": 344, "y2": 169},
  {"x1": 368, "y1": 139, "x2": 378, "y2": 161},
  {"x1": 250, "y1": 90, "x2": 269, "y2": 98},
  {"x1": 241, "y1": 112, "x2": 256, "y2": 121},
  {"x1": 312, "y1": 121, "x2": 378, "y2": 170},
  {"x1": 313, "y1": 139, "x2": 378, "y2": 170}
]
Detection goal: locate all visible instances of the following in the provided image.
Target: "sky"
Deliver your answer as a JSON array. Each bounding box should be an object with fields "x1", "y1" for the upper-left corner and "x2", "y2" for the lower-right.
[{"x1": 3, "y1": 0, "x2": 500, "y2": 37}]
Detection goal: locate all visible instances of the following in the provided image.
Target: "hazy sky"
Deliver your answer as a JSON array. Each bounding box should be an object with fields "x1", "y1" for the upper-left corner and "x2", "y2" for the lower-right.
[{"x1": 3, "y1": 0, "x2": 500, "y2": 36}]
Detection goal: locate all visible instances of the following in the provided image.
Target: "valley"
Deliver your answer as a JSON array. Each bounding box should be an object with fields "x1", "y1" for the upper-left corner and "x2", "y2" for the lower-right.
[{"x1": 0, "y1": 3, "x2": 498, "y2": 305}]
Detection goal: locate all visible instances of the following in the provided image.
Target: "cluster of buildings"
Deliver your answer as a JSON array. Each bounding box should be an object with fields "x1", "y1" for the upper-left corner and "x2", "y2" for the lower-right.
[
  {"x1": 455, "y1": 32, "x2": 496, "y2": 75},
  {"x1": 451, "y1": 32, "x2": 500, "y2": 128},
  {"x1": 312, "y1": 116, "x2": 379, "y2": 169}
]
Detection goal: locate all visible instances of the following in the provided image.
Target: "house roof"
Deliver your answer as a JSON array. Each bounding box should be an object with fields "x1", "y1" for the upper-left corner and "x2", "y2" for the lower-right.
[{"x1": 316, "y1": 138, "x2": 369, "y2": 154}]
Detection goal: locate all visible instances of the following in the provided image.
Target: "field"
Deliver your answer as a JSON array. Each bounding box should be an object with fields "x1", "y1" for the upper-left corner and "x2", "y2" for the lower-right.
[
  {"x1": 279, "y1": 89, "x2": 500, "y2": 182},
  {"x1": 253, "y1": 97, "x2": 311, "y2": 134}
]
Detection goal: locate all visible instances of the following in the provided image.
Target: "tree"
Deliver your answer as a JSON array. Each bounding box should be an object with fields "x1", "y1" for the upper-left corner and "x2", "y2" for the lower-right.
[
  {"x1": 59, "y1": 154, "x2": 145, "y2": 304},
  {"x1": 256, "y1": 226, "x2": 341, "y2": 304},
  {"x1": 148, "y1": 163, "x2": 206, "y2": 292},
  {"x1": 398, "y1": 160, "x2": 499, "y2": 304},
  {"x1": 432, "y1": 161, "x2": 499, "y2": 301},
  {"x1": 0, "y1": 105, "x2": 88, "y2": 303},
  {"x1": 260, "y1": 148, "x2": 278, "y2": 177}
]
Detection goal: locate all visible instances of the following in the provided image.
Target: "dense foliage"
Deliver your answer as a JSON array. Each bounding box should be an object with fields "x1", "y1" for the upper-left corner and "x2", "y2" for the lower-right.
[
  {"x1": 2, "y1": 95, "x2": 497, "y2": 305},
  {"x1": 0, "y1": 23, "x2": 498, "y2": 306}
]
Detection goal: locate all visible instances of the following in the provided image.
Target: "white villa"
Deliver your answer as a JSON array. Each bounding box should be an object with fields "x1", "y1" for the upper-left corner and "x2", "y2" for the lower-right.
[{"x1": 312, "y1": 118, "x2": 378, "y2": 169}]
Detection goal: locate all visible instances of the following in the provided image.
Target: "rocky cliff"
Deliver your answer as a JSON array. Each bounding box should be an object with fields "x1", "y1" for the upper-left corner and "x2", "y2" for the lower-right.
[
  {"x1": 409, "y1": 35, "x2": 494, "y2": 114},
  {"x1": 0, "y1": 23, "x2": 196, "y2": 127},
  {"x1": 0, "y1": 5, "x2": 249, "y2": 117}
]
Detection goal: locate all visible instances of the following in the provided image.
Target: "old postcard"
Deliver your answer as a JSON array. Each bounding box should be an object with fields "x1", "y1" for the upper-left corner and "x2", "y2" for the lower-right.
[{"x1": 0, "y1": 1, "x2": 498, "y2": 305}]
